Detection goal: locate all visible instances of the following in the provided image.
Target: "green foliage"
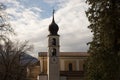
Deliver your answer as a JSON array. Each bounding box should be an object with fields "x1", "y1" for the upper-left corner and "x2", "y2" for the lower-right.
[{"x1": 85, "y1": 0, "x2": 120, "y2": 80}]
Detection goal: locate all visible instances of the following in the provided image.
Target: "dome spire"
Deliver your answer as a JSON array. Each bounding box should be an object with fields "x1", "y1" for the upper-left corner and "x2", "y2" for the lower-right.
[
  {"x1": 49, "y1": 9, "x2": 59, "y2": 35},
  {"x1": 52, "y1": 9, "x2": 55, "y2": 23}
]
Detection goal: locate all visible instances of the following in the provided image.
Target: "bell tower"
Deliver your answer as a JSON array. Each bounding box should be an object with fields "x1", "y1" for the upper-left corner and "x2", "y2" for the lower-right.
[{"x1": 47, "y1": 10, "x2": 60, "y2": 80}]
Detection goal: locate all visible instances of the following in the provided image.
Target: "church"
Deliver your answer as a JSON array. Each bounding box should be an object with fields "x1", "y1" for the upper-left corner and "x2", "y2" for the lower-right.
[{"x1": 37, "y1": 10, "x2": 89, "y2": 80}]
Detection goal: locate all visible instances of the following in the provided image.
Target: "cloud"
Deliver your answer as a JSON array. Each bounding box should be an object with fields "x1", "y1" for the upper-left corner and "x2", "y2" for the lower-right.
[
  {"x1": 0, "y1": 0, "x2": 6, "y2": 3},
  {"x1": 3, "y1": 0, "x2": 92, "y2": 56},
  {"x1": 44, "y1": 0, "x2": 56, "y2": 3},
  {"x1": 54, "y1": 0, "x2": 92, "y2": 52},
  {"x1": 43, "y1": 0, "x2": 66, "y2": 4},
  {"x1": 5, "y1": 0, "x2": 44, "y2": 54}
]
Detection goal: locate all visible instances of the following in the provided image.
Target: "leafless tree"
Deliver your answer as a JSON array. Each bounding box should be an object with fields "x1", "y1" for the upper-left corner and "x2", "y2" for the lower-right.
[
  {"x1": 0, "y1": 41, "x2": 34, "y2": 80},
  {"x1": 0, "y1": 3, "x2": 36, "y2": 80},
  {"x1": 0, "y1": 3, "x2": 14, "y2": 42}
]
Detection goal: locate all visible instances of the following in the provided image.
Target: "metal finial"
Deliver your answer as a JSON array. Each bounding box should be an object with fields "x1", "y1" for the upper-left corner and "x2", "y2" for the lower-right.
[{"x1": 53, "y1": 9, "x2": 55, "y2": 15}]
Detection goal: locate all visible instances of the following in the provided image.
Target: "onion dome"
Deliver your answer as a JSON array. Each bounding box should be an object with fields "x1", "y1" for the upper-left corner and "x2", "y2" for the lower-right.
[{"x1": 49, "y1": 10, "x2": 59, "y2": 35}]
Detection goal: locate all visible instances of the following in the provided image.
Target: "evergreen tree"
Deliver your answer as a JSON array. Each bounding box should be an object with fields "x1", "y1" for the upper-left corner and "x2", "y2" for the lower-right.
[{"x1": 85, "y1": 0, "x2": 120, "y2": 80}]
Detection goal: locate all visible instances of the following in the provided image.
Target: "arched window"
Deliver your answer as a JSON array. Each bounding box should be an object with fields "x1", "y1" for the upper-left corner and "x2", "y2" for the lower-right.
[
  {"x1": 52, "y1": 38, "x2": 56, "y2": 45},
  {"x1": 52, "y1": 48, "x2": 56, "y2": 56},
  {"x1": 69, "y1": 63, "x2": 73, "y2": 71}
]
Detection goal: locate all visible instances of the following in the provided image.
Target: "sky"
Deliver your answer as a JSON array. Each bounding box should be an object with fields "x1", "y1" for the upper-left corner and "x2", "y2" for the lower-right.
[{"x1": 0, "y1": 0, "x2": 92, "y2": 56}]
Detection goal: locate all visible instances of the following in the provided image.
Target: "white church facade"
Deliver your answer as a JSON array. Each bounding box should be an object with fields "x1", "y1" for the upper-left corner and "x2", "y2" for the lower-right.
[{"x1": 38, "y1": 11, "x2": 89, "y2": 80}]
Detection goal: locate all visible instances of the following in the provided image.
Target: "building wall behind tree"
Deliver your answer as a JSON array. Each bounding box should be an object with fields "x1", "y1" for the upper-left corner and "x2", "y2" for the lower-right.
[{"x1": 39, "y1": 54, "x2": 88, "y2": 73}]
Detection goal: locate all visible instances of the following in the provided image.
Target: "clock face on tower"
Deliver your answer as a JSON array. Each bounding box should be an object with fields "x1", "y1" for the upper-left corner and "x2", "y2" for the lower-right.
[{"x1": 51, "y1": 57, "x2": 57, "y2": 64}]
